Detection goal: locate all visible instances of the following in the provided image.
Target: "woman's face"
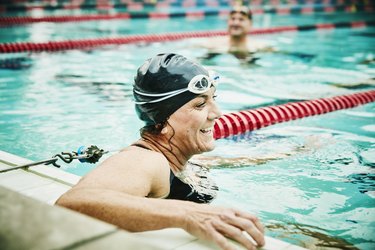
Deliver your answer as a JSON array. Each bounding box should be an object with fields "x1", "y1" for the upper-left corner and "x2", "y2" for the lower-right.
[{"x1": 167, "y1": 87, "x2": 222, "y2": 155}]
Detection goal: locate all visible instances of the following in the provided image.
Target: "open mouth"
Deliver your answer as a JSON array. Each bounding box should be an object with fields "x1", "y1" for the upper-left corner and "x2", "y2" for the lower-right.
[
  {"x1": 200, "y1": 127, "x2": 213, "y2": 135},
  {"x1": 230, "y1": 26, "x2": 241, "y2": 30}
]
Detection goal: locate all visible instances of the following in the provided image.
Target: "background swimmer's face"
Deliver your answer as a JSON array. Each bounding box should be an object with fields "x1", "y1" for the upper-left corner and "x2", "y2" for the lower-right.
[{"x1": 227, "y1": 12, "x2": 252, "y2": 38}]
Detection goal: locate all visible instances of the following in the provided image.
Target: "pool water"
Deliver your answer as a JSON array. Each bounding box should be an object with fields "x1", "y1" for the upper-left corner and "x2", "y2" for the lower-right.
[
  {"x1": 1, "y1": 12, "x2": 374, "y2": 43},
  {"x1": 0, "y1": 11, "x2": 374, "y2": 250}
]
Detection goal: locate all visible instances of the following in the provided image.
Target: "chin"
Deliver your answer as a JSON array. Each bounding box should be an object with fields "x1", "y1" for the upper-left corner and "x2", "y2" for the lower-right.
[
  {"x1": 206, "y1": 145, "x2": 216, "y2": 152},
  {"x1": 229, "y1": 30, "x2": 243, "y2": 37},
  {"x1": 199, "y1": 141, "x2": 216, "y2": 153}
]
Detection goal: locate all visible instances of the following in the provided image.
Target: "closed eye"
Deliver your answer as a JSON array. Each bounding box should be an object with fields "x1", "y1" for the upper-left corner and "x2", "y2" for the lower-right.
[
  {"x1": 196, "y1": 101, "x2": 206, "y2": 108},
  {"x1": 195, "y1": 90, "x2": 216, "y2": 109}
]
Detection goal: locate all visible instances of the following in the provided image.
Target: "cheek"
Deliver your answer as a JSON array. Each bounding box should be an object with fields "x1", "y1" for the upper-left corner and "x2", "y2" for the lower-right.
[
  {"x1": 177, "y1": 115, "x2": 194, "y2": 127},
  {"x1": 173, "y1": 116, "x2": 203, "y2": 138},
  {"x1": 170, "y1": 116, "x2": 194, "y2": 134},
  {"x1": 169, "y1": 108, "x2": 208, "y2": 132},
  {"x1": 228, "y1": 19, "x2": 237, "y2": 26},
  {"x1": 182, "y1": 117, "x2": 202, "y2": 135},
  {"x1": 244, "y1": 22, "x2": 251, "y2": 29}
]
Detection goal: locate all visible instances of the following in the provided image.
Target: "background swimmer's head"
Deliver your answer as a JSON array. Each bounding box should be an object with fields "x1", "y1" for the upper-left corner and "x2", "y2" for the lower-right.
[
  {"x1": 230, "y1": 5, "x2": 252, "y2": 21},
  {"x1": 133, "y1": 53, "x2": 210, "y2": 129},
  {"x1": 228, "y1": 5, "x2": 252, "y2": 38}
]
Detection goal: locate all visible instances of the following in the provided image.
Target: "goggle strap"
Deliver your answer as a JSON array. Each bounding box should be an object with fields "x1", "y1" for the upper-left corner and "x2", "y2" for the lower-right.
[
  {"x1": 134, "y1": 72, "x2": 219, "y2": 105},
  {"x1": 133, "y1": 88, "x2": 186, "y2": 97},
  {"x1": 134, "y1": 89, "x2": 188, "y2": 104}
]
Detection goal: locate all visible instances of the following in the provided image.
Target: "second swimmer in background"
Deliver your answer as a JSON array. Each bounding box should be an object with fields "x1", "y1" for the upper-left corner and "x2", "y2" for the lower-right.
[{"x1": 199, "y1": 5, "x2": 315, "y2": 64}]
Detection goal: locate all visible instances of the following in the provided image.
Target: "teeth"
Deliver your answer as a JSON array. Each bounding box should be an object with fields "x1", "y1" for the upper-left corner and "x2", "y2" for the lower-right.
[{"x1": 201, "y1": 128, "x2": 213, "y2": 133}]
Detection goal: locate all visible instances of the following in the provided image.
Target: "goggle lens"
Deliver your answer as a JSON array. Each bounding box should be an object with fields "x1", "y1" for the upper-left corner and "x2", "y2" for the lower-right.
[
  {"x1": 188, "y1": 75, "x2": 211, "y2": 94},
  {"x1": 188, "y1": 72, "x2": 219, "y2": 94}
]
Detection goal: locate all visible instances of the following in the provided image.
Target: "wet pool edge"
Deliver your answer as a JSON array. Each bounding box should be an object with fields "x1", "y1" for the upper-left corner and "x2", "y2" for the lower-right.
[{"x1": 0, "y1": 149, "x2": 307, "y2": 250}]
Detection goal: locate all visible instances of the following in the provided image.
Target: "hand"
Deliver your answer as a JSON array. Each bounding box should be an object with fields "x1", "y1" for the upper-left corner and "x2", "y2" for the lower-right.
[{"x1": 183, "y1": 204, "x2": 265, "y2": 250}]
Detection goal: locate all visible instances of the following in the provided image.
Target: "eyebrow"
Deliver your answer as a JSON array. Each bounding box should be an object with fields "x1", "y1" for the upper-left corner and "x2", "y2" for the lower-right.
[
  {"x1": 197, "y1": 94, "x2": 209, "y2": 100},
  {"x1": 198, "y1": 90, "x2": 216, "y2": 99}
]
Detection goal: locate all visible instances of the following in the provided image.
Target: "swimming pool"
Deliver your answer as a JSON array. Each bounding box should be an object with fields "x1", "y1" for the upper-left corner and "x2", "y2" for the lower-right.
[{"x1": 0, "y1": 7, "x2": 374, "y2": 250}]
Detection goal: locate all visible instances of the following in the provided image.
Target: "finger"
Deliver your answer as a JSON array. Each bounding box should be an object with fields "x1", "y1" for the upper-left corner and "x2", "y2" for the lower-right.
[
  {"x1": 226, "y1": 216, "x2": 265, "y2": 247},
  {"x1": 205, "y1": 224, "x2": 237, "y2": 250},
  {"x1": 234, "y1": 209, "x2": 265, "y2": 234},
  {"x1": 212, "y1": 219, "x2": 256, "y2": 250},
  {"x1": 219, "y1": 209, "x2": 264, "y2": 246}
]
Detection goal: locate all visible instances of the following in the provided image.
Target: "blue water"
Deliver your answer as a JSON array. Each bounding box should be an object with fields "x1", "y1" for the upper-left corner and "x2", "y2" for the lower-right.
[
  {"x1": 0, "y1": 10, "x2": 374, "y2": 249},
  {"x1": 0, "y1": 12, "x2": 374, "y2": 43}
]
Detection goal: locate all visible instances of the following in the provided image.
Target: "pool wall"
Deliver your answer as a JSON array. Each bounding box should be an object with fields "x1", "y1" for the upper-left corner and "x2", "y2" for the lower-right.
[{"x1": 0, "y1": 149, "x2": 307, "y2": 250}]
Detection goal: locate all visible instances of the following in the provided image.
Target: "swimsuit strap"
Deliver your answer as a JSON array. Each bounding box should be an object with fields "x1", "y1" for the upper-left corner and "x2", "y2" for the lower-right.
[{"x1": 131, "y1": 142, "x2": 151, "y2": 150}]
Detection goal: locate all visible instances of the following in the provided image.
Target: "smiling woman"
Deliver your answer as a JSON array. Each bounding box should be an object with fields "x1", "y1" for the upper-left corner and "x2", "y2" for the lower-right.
[{"x1": 55, "y1": 53, "x2": 265, "y2": 250}]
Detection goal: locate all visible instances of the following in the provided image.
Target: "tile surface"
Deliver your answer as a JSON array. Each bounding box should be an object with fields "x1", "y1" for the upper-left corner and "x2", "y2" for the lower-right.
[
  {"x1": 0, "y1": 186, "x2": 165, "y2": 250},
  {"x1": 0, "y1": 169, "x2": 53, "y2": 191}
]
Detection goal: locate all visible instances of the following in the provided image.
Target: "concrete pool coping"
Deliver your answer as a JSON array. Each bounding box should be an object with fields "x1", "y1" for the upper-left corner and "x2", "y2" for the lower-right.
[{"x1": 0, "y1": 149, "x2": 307, "y2": 250}]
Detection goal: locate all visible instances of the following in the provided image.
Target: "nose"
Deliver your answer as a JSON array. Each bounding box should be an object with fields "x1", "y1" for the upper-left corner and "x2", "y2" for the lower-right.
[
  {"x1": 230, "y1": 18, "x2": 241, "y2": 26},
  {"x1": 208, "y1": 101, "x2": 222, "y2": 121}
]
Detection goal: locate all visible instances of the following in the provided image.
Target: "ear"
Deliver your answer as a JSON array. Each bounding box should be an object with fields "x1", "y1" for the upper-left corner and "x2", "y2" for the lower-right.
[{"x1": 161, "y1": 126, "x2": 169, "y2": 134}]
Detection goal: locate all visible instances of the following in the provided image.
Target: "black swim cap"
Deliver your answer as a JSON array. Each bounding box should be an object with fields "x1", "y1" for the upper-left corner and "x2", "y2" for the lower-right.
[{"x1": 133, "y1": 53, "x2": 209, "y2": 125}]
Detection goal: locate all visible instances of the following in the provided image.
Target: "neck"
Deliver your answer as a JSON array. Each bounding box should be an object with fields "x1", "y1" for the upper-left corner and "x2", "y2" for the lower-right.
[
  {"x1": 135, "y1": 135, "x2": 191, "y2": 174},
  {"x1": 229, "y1": 35, "x2": 248, "y2": 52}
]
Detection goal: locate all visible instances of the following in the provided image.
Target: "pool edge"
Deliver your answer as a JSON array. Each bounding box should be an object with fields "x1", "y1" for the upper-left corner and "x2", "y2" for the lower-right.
[{"x1": 0, "y1": 149, "x2": 307, "y2": 250}]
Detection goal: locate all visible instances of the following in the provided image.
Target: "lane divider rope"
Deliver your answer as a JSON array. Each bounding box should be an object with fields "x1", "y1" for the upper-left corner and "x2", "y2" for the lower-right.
[
  {"x1": 0, "y1": 0, "x2": 368, "y2": 12},
  {"x1": 213, "y1": 90, "x2": 375, "y2": 139},
  {"x1": 0, "y1": 20, "x2": 373, "y2": 53},
  {"x1": 0, "y1": 3, "x2": 372, "y2": 25},
  {"x1": 1, "y1": 91, "x2": 372, "y2": 172}
]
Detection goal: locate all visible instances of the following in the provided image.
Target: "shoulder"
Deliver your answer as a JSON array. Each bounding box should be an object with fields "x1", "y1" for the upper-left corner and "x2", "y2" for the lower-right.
[
  {"x1": 196, "y1": 37, "x2": 229, "y2": 52},
  {"x1": 247, "y1": 39, "x2": 274, "y2": 52},
  {"x1": 100, "y1": 146, "x2": 170, "y2": 178},
  {"x1": 114, "y1": 146, "x2": 168, "y2": 164},
  {"x1": 75, "y1": 146, "x2": 171, "y2": 196}
]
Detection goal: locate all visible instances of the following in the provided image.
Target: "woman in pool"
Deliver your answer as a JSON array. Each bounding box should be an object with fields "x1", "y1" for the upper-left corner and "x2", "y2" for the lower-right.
[{"x1": 56, "y1": 53, "x2": 265, "y2": 250}]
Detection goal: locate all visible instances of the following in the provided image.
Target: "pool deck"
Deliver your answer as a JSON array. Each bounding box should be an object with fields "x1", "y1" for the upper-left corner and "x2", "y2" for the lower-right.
[{"x1": 0, "y1": 149, "x2": 307, "y2": 250}]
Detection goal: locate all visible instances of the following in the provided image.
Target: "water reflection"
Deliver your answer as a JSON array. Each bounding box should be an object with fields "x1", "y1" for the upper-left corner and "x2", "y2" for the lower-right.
[
  {"x1": 267, "y1": 222, "x2": 360, "y2": 250},
  {"x1": 54, "y1": 74, "x2": 133, "y2": 103}
]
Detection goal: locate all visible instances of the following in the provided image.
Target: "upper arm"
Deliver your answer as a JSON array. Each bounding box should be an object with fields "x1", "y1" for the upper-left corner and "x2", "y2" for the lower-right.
[{"x1": 73, "y1": 149, "x2": 171, "y2": 197}]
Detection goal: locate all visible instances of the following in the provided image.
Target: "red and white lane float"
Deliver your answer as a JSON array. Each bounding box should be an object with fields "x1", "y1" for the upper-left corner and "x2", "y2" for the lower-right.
[
  {"x1": 0, "y1": 21, "x2": 374, "y2": 53},
  {"x1": 213, "y1": 90, "x2": 375, "y2": 139}
]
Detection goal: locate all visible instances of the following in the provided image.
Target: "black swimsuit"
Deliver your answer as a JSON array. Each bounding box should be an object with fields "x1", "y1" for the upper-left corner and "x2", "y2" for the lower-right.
[
  {"x1": 167, "y1": 170, "x2": 217, "y2": 203},
  {"x1": 132, "y1": 143, "x2": 217, "y2": 204}
]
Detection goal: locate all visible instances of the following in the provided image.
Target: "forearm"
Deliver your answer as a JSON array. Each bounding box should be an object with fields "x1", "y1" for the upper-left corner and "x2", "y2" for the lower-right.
[
  {"x1": 55, "y1": 187, "x2": 191, "y2": 232},
  {"x1": 56, "y1": 187, "x2": 266, "y2": 250}
]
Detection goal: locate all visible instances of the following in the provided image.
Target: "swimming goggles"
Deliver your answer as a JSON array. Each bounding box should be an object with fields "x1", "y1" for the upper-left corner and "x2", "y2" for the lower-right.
[
  {"x1": 230, "y1": 6, "x2": 252, "y2": 19},
  {"x1": 134, "y1": 72, "x2": 219, "y2": 105}
]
